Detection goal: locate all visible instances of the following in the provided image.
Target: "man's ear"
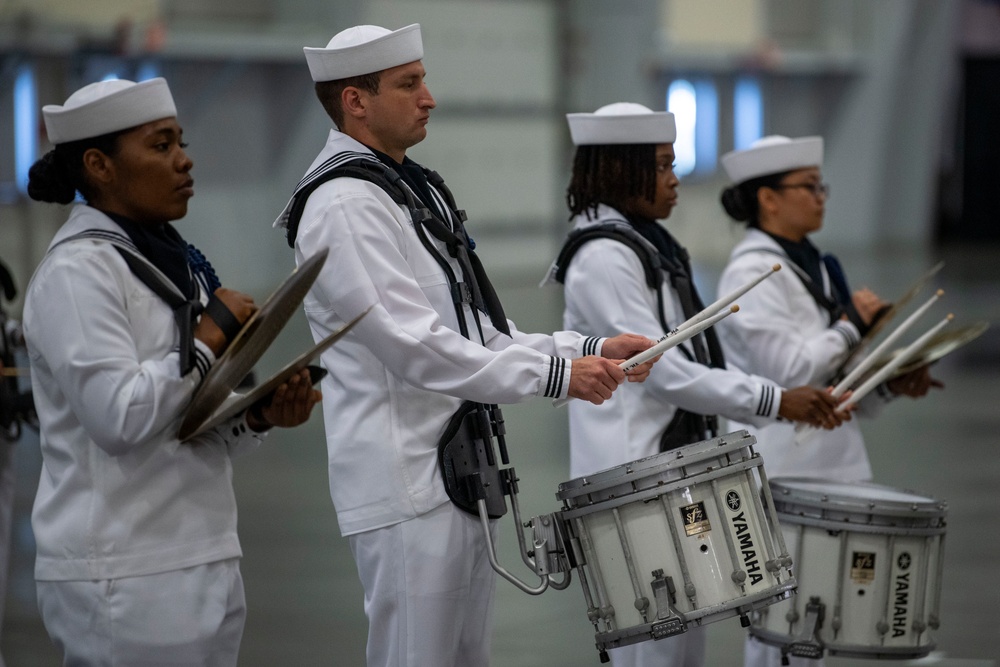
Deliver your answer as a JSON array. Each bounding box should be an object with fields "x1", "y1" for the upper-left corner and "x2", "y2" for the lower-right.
[
  {"x1": 81, "y1": 148, "x2": 115, "y2": 187},
  {"x1": 341, "y1": 87, "x2": 368, "y2": 121}
]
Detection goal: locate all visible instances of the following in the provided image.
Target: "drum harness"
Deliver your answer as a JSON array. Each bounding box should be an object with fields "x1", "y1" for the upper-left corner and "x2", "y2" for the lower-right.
[
  {"x1": 284, "y1": 155, "x2": 575, "y2": 596},
  {"x1": 551, "y1": 220, "x2": 724, "y2": 450},
  {"x1": 45, "y1": 230, "x2": 243, "y2": 378}
]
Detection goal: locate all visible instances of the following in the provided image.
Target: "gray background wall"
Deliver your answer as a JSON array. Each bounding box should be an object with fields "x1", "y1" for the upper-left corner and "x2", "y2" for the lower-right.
[{"x1": 1, "y1": 1, "x2": 998, "y2": 665}]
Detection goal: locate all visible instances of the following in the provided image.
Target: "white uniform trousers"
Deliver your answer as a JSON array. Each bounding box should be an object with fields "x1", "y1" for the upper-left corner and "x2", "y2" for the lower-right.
[
  {"x1": 609, "y1": 626, "x2": 706, "y2": 667},
  {"x1": 348, "y1": 501, "x2": 498, "y2": 667},
  {"x1": 37, "y1": 558, "x2": 245, "y2": 667},
  {"x1": 743, "y1": 634, "x2": 825, "y2": 667}
]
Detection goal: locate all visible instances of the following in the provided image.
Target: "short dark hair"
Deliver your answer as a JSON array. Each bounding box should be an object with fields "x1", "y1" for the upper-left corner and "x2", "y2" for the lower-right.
[
  {"x1": 314, "y1": 72, "x2": 381, "y2": 129},
  {"x1": 566, "y1": 144, "x2": 658, "y2": 219}
]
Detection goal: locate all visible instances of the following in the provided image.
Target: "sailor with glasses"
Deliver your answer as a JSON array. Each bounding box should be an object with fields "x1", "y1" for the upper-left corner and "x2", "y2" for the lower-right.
[{"x1": 716, "y1": 135, "x2": 940, "y2": 666}]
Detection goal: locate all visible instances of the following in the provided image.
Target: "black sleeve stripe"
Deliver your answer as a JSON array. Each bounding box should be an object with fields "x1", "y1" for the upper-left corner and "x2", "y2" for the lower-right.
[
  {"x1": 554, "y1": 357, "x2": 566, "y2": 397},
  {"x1": 194, "y1": 348, "x2": 211, "y2": 380},
  {"x1": 545, "y1": 356, "x2": 567, "y2": 398},
  {"x1": 833, "y1": 321, "x2": 860, "y2": 347},
  {"x1": 756, "y1": 385, "x2": 775, "y2": 417},
  {"x1": 583, "y1": 336, "x2": 600, "y2": 356}
]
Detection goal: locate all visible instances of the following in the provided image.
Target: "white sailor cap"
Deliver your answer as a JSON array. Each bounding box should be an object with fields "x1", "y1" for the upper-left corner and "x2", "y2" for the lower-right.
[
  {"x1": 42, "y1": 78, "x2": 176, "y2": 145},
  {"x1": 566, "y1": 103, "x2": 676, "y2": 146},
  {"x1": 304, "y1": 24, "x2": 424, "y2": 83},
  {"x1": 721, "y1": 135, "x2": 823, "y2": 184}
]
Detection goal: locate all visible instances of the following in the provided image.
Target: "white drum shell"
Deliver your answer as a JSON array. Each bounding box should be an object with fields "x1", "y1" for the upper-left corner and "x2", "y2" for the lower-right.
[
  {"x1": 559, "y1": 432, "x2": 795, "y2": 651},
  {"x1": 751, "y1": 478, "x2": 946, "y2": 659}
]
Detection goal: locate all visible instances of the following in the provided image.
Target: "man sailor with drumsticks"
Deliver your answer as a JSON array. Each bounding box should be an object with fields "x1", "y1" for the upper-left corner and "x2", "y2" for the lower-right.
[
  {"x1": 274, "y1": 24, "x2": 658, "y2": 667},
  {"x1": 544, "y1": 103, "x2": 851, "y2": 667},
  {"x1": 716, "y1": 135, "x2": 942, "y2": 666}
]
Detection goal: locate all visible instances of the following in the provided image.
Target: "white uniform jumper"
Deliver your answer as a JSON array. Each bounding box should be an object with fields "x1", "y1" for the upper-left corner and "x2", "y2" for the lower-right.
[
  {"x1": 24, "y1": 205, "x2": 264, "y2": 666},
  {"x1": 718, "y1": 228, "x2": 894, "y2": 667},
  {"x1": 276, "y1": 130, "x2": 595, "y2": 666},
  {"x1": 552, "y1": 205, "x2": 786, "y2": 667},
  {"x1": 716, "y1": 228, "x2": 891, "y2": 483},
  {"x1": 556, "y1": 206, "x2": 785, "y2": 479}
]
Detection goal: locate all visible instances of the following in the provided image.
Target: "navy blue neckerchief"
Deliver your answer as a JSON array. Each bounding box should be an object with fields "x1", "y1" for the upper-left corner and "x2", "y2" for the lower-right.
[{"x1": 99, "y1": 208, "x2": 221, "y2": 297}]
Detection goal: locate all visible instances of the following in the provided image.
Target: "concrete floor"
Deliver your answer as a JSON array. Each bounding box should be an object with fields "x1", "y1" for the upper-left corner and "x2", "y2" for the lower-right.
[{"x1": 2, "y1": 244, "x2": 998, "y2": 666}]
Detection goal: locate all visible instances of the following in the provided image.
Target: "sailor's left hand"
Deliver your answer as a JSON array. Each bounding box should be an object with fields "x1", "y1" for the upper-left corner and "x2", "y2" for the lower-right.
[
  {"x1": 247, "y1": 369, "x2": 322, "y2": 431},
  {"x1": 886, "y1": 365, "x2": 944, "y2": 398},
  {"x1": 601, "y1": 333, "x2": 659, "y2": 382}
]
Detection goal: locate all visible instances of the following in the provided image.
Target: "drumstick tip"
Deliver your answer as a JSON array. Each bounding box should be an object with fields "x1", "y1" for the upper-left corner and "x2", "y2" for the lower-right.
[
  {"x1": 935, "y1": 288, "x2": 944, "y2": 297},
  {"x1": 946, "y1": 313, "x2": 954, "y2": 321},
  {"x1": 730, "y1": 304, "x2": 740, "y2": 313},
  {"x1": 772, "y1": 263, "x2": 782, "y2": 272}
]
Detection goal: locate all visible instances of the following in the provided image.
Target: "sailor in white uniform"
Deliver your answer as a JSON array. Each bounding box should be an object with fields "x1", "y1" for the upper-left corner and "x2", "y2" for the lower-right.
[
  {"x1": 545, "y1": 104, "x2": 849, "y2": 667},
  {"x1": 275, "y1": 25, "x2": 657, "y2": 667},
  {"x1": 23, "y1": 78, "x2": 320, "y2": 666},
  {"x1": 716, "y1": 135, "x2": 940, "y2": 667}
]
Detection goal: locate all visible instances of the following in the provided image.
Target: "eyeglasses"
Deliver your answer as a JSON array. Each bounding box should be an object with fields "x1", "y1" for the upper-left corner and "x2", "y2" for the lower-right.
[{"x1": 773, "y1": 182, "x2": 830, "y2": 198}]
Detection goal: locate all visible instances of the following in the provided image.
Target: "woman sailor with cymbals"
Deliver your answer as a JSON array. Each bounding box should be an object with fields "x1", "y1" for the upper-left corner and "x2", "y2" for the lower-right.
[{"x1": 23, "y1": 77, "x2": 320, "y2": 665}]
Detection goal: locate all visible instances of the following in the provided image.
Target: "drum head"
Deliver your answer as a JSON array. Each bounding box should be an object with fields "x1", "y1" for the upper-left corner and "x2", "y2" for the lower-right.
[
  {"x1": 773, "y1": 478, "x2": 935, "y2": 505},
  {"x1": 769, "y1": 477, "x2": 946, "y2": 527}
]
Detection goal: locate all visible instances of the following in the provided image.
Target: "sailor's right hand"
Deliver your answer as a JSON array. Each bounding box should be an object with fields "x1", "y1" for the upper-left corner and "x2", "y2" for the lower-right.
[
  {"x1": 568, "y1": 356, "x2": 626, "y2": 405},
  {"x1": 778, "y1": 385, "x2": 849, "y2": 430},
  {"x1": 194, "y1": 288, "x2": 257, "y2": 356}
]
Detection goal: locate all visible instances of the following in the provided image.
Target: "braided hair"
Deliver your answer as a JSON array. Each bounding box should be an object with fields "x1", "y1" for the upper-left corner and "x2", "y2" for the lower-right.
[
  {"x1": 719, "y1": 170, "x2": 792, "y2": 228},
  {"x1": 567, "y1": 143, "x2": 657, "y2": 219}
]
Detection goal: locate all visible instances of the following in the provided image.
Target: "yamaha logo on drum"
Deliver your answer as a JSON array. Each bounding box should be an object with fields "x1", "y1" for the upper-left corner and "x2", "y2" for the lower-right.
[
  {"x1": 893, "y1": 551, "x2": 914, "y2": 638},
  {"x1": 725, "y1": 490, "x2": 741, "y2": 511}
]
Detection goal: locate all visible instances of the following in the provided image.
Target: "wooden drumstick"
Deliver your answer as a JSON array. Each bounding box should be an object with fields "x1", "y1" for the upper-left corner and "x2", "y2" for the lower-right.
[
  {"x1": 554, "y1": 306, "x2": 739, "y2": 408},
  {"x1": 676, "y1": 263, "x2": 780, "y2": 333},
  {"x1": 797, "y1": 314, "x2": 953, "y2": 444},
  {"x1": 836, "y1": 314, "x2": 953, "y2": 411},
  {"x1": 831, "y1": 289, "x2": 944, "y2": 399}
]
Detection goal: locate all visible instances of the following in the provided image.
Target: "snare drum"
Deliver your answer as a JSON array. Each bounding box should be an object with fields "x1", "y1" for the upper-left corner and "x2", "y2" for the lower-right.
[
  {"x1": 556, "y1": 431, "x2": 795, "y2": 656},
  {"x1": 750, "y1": 478, "x2": 947, "y2": 660}
]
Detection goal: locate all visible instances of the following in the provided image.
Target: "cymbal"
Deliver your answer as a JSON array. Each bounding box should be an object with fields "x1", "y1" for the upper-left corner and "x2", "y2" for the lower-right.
[
  {"x1": 837, "y1": 261, "x2": 945, "y2": 376},
  {"x1": 180, "y1": 306, "x2": 371, "y2": 441},
  {"x1": 178, "y1": 249, "x2": 328, "y2": 440},
  {"x1": 863, "y1": 321, "x2": 989, "y2": 381}
]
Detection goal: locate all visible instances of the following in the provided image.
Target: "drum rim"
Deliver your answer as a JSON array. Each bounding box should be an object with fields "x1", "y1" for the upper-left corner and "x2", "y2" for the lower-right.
[
  {"x1": 593, "y1": 582, "x2": 796, "y2": 651},
  {"x1": 768, "y1": 477, "x2": 946, "y2": 517},
  {"x1": 558, "y1": 456, "x2": 761, "y2": 519},
  {"x1": 748, "y1": 625, "x2": 936, "y2": 659},
  {"x1": 557, "y1": 430, "x2": 756, "y2": 501}
]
